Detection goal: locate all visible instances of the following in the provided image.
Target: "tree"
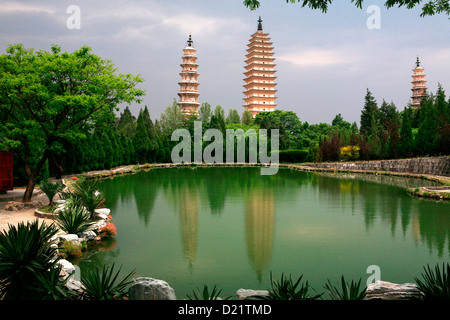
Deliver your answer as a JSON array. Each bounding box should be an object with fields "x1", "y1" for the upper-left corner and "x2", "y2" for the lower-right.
[
  {"x1": 0, "y1": 44, "x2": 144, "y2": 201},
  {"x1": 159, "y1": 98, "x2": 184, "y2": 135},
  {"x1": 226, "y1": 109, "x2": 241, "y2": 125},
  {"x1": 360, "y1": 89, "x2": 379, "y2": 137},
  {"x1": 243, "y1": 0, "x2": 450, "y2": 17},
  {"x1": 117, "y1": 106, "x2": 137, "y2": 140},
  {"x1": 242, "y1": 110, "x2": 254, "y2": 125},
  {"x1": 199, "y1": 102, "x2": 212, "y2": 124},
  {"x1": 398, "y1": 110, "x2": 414, "y2": 158},
  {"x1": 141, "y1": 106, "x2": 158, "y2": 162},
  {"x1": 132, "y1": 111, "x2": 151, "y2": 164},
  {"x1": 415, "y1": 97, "x2": 439, "y2": 156}
]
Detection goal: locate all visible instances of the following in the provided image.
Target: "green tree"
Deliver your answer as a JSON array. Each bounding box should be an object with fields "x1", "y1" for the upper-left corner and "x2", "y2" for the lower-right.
[
  {"x1": 226, "y1": 109, "x2": 241, "y2": 125},
  {"x1": 132, "y1": 111, "x2": 151, "y2": 164},
  {"x1": 415, "y1": 96, "x2": 439, "y2": 156},
  {"x1": 159, "y1": 98, "x2": 183, "y2": 135},
  {"x1": 199, "y1": 102, "x2": 212, "y2": 125},
  {"x1": 117, "y1": 106, "x2": 137, "y2": 140},
  {"x1": 360, "y1": 89, "x2": 379, "y2": 137},
  {"x1": 242, "y1": 110, "x2": 254, "y2": 126},
  {"x1": 398, "y1": 110, "x2": 414, "y2": 158},
  {"x1": 243, "y1": 0, "x2": 450, "y2": 17},
  {"x1": 0, "y1": 44, "x2": 144, "y2": 201}
]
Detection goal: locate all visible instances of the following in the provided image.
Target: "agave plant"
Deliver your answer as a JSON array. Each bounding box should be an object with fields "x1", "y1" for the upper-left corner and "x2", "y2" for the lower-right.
[
  {"x1": 34, "y1": 263, "x2": 79, "y2": 300},
  {"x1": 69, "y1": 176, "x2": 105, "y2": 218},
  {"x1": 323, "y1": 276, "x2": 367, "y2": 300},
  {"x1": 80, "y1": 263, "x2": 135, "y2": 300},
  {"x1": 40, "y1": 180, "x2": 64, "y2": 206},
  {"x1": 257, "y1": 272, "x2": 322, "y2": 300},
  {"x1": 0, "y1": 220, "x2": 59, "y2": 299},
  {"x1": 414, "y1": 263, "x2": 450, "y2": 300},
  {"x1": 56, "y1": 204, "x2": 95, "y2": 234},
  {"x1": 187, "y1": 285, "x2": 231, "y2": 300}
]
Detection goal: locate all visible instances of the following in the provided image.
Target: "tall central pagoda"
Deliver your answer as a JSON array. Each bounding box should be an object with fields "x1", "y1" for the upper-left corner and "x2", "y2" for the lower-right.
[
  {"x1": 243, "y1": 17, "x2": 277, "y2": 117},
  {"x1": 411, "y1": 56, "x2": 428, "y2": 108},
  {"x1": 178, "y1": 34, "x2": 200, "y2": 117}
]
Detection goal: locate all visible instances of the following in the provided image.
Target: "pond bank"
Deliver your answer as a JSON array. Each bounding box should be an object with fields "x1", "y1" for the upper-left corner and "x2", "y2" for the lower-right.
[{"x1": 64, "y1": 160, "x2": 450, "y2": 201}]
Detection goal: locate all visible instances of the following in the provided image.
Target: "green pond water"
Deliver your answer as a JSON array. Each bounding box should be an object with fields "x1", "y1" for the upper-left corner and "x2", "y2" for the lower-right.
[{"x1": 77, "y1": 167, "x2": 449, "y2": 298}]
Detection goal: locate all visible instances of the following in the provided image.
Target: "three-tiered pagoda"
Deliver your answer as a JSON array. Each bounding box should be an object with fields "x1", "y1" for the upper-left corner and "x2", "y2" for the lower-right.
[
  {"x1": 243, "y1": 17, "x2": 278, "y2": 117},
  {"x1": 178, "y1": 34, "x2": 200, "y2": 117},
  {"x1": 411, "y1": 56, "x2": 428, "y2": 108}
]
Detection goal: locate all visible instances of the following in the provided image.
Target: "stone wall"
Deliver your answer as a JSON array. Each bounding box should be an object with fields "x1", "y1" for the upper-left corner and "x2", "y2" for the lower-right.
[{"x1": 307, "y1": 156, "x2": 450, "y2": 177}]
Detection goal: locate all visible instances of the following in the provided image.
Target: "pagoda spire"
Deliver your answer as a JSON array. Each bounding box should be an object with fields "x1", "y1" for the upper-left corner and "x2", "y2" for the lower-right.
[
  {"x1": 257, "y1": 16, "x2": 263, "y2": 31},
  {"x1": 411, "y1": 56, "x2": 427, "y2": 108},
  {"x1": 178, "y1": 34, "x2": 200, "y2": 117},
  {"x1": 243, "y1": 18, "x2": 277, "y2": 117}
]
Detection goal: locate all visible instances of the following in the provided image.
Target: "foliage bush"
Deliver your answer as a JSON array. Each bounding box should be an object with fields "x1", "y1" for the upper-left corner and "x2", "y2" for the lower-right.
[
  {"x1": 259, "y1": 272, "x2": 323, "y2": 300},
  {"x1": 63, "y1": 176, "x2": 105, "y2": 219},
  {"x1": 0, "y1": 220, "x2": 59, "y2": 299},
  {"x1": 340, "y1": 146, "x2": 360, "y2": 162},
  {"x1": 271, "y1": 149, "x2": 309, "y2": 163},
  {"x1": 414, "y1": 263, "x2": 450, "y2": 300},
  {"x1": 56, "y1": 204, "x2": 94, "y2": 234},
  {"x1": 80, "y1": 263, "x2": 135, "y2": 300},
  {"x1": 58, "y1": 240, "x2": 86, "y2": 259},
  {"x1": 40, "y1": 180, "x2": 64, "y2": 206},
  {"x1": 99, "y1": 222, "x2": 118, "y2": 238},
  {"x1": 324, "y1": 275, "x2": 367, "y2": 300},
  {"x1": 187, "y1": 285, "x2": 231, "y2": 300}
]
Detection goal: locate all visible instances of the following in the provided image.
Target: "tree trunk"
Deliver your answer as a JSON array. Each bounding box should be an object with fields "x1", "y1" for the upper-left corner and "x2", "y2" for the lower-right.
[{"x1": 22, "y1": 174, "x2": 36, "y2": 202}]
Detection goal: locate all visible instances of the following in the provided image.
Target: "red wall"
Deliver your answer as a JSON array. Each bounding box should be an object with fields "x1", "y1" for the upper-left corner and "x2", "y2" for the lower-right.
[{"x1": 0, "y1": 151, "x2": 13, "y2": 191}]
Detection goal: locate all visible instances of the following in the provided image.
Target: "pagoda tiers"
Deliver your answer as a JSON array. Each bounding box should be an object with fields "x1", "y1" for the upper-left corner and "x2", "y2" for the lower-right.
[
  {"x1": 411, "y1": 56, "x2": 428, "y2": 108},
  {"x1": 178, "y1": 34, "x2": 200, "y2": 117},
  {"x1": 243, "y1": 17, "x2": 277, "y2": 117}
]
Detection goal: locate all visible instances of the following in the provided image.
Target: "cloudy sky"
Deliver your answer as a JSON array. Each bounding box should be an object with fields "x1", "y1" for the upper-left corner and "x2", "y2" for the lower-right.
[{"x1": 1, "y1": 0, "x2": 449, "y2": 125}]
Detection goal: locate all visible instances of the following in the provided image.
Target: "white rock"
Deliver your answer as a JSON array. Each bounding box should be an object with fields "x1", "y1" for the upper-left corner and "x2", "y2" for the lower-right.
[
  {"x1": 59, "y1": 234, "x2": 79, "y2": 244},
  {"x1": 366, "y1": 281, "x2": 423, "y2": 300},
  {"x1": 57, "y1": 259, "x2": 75, "y2": 275},
  {"x1": 77, "y1": 230, "x2": 97, "y2": 241},
  {"x1": 94, "y1": 213, "x2": 109, "y2": 221},
  {"x1": 236, "y1": 289, "x2": 270, "y2": 300},
  {"x1": 94, "y1": 208, "x2": 111, "y2": 215},
  {"x1": 128, "y1": 277, "x2": 177, "y2": 300}
]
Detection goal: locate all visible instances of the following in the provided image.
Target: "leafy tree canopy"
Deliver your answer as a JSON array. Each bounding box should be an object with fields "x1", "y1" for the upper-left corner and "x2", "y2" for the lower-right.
[{"x1": 243, "y1": 0, "x2": 450, "y2": 17}]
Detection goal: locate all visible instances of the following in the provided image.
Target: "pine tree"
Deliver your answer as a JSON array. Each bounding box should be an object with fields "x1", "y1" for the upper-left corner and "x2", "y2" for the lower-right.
[
  {"x1": 117, "y1": 106, "x2": 137, "y2": 140},
  {"x1": 398, "y1": 110, "x2": 414, "y2": 158},
  {"x1": 226, "y1": 109, "x2": 241, "y2": 125},
  {"x1": 415, "y1": 97, "x2": 438, "y2": 156},
  {"x1": 132, "y1": 111, "x2": 151, "y2": 164},
  {"x1": 242, "y1": 110, "x2": 254, "y2": 126},
  {"x1": 360, "y1": 89, "x2": 379, "y2": 137}
]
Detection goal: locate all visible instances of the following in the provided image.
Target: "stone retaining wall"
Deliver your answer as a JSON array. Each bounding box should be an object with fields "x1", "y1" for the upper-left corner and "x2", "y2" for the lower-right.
[{"x1": 307, "y1": 156, "x2": 450, "y2": 177}]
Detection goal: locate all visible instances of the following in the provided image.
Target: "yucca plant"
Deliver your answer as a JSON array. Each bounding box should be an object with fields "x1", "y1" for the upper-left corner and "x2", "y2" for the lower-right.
[
  {"x1": 323, "y1": 276, "x2": 367, "y2": 300},
  {"x1": 0, "y1": 220, "x2": 59, "y2": 299},
  {"x1": 56, "y1": 204, "x2": 95, "y2": 234},
  {"x1": 414, "y1": 263, "x2": 450, "y2": 300},
  {"x1": 40, "y1": 180, "x2": 64, "y2": 206},
  {"x1": 69, "y1": 176, "x2": 105, "y2": 218},
  {"x1": 187, "y1": 285, "x2": 231, "y2": 300},
  {"x1": 80, "y1": 263, "x2": 135, "y2": 300},
  {"x1": 258, "y1": 272, "x2": 322, "y2": 300},
  {"x1": 34, "y1": 264, "x2": 79, "y2": 300}
]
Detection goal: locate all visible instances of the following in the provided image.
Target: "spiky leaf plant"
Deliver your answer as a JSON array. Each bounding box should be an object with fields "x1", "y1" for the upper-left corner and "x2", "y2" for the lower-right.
[
  {"x1": 80, "y1": 263, "x2": 135, "y2": 300},
  {"x1": 40, "y1": 180, "x2": 64, "y2": 206},
  {"x1": 56, "y1": 204, "x2": 94, "y2": 234},
  {"x1": 324, "y1": 276, "x2": 367, "y2": 300},
  {"x1": 187, "y1": 285, "x2": 231, "y2": 300},
  {"x1": 69, "y1": 176, "x2": 105, "y2": 218},
  {"x1": 0, "y1": 220, "x2": 59, "y2": 299},
  {"x1": 414, "y1": 263, "x2": 450, "y2": 300},
  {"x1": 260, "y1": 272, "x2": 322, "y2": 300}
]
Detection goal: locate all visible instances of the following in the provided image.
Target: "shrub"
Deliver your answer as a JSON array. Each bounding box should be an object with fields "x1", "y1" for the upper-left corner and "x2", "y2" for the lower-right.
[
  {"x1": 340, "y1": 145, "x2": 360, "y2": 162},
  {"x1": 271, "y1": 149, "x2": 309, "y2": 163},
  {"x1": 80, "y1": 263, "x2": 135, "y2": 300},
  {"x1": 323, "y1": 276, "x2": 367, "y2": 300},
  {"x1": 56, "y1": 204, "x2": 94, "y2": 234},
  {"x1": 414, "y1": 263, "x2": 450, "y2": 300},
  {"x1": 258, "y1": 272, "x2": 322, "y2": 300},
  {"x1": 0, "y1": 220, "x2": 59, "y2": 299},
  {"x1": 58, "y1": 240, "x2": 85, "y2": 259},
  {"x1": 69, "y1": 176, "x2": 105, "y2": 218},
  {"x1": 187, "y1": 285, "x2": 231, "y2": 300},
  {"x1": 40, "y1": 180, "x2": 64, "y2": 206},
  {"x1": 99, "y1": 222, "x2": 117, "y2": 238}
]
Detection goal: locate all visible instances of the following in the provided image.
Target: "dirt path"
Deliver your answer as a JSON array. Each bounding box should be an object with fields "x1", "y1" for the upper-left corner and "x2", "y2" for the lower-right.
[{"x1": 0, "y1": 190, "x2": 56, "y2": 232}]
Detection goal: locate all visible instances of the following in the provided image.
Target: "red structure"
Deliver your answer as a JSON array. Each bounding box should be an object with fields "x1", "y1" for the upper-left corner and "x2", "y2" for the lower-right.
[{"x1": 0, "y1": 151, "x2": 13, "y2": 192}]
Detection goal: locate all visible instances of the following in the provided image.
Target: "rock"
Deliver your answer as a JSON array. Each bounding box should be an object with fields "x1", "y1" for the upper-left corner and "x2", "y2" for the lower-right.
[
  {"x1": 365, "y1": 281, "x2": 424, "y2": 300},
  {"x1": 77, "y1": 230, "x2": 97, "y2": 241},
  {"x1": 54, "y1": 199, "x2": 67, "y2": 205},
  {"x1": 95, "y1": 208, "x2": 111, "y2": 215},
  {"x1": 57, "y1": 259, "x2": 76, "y2": 275},
  {"x1": 128, "y1": 277, "x2": 177, "y2": 300},
  {"x1": 59, "y1": 234, "x2": 79, "y2": 244},
  {"x1": 91, "y1": 220, "x2": 107, "y2": 231},
  {"x1": 236, "y1": 289, "x2": 270, "y2": 300},
  {"x1": 94, "y1": 213, "x2": 109, "y2": 221}
]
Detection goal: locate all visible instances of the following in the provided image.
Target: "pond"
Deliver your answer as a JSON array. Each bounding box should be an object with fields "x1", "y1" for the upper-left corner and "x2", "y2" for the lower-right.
[{"x1": 77, "y1": 167, "x2": 449, "y2": 298}]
